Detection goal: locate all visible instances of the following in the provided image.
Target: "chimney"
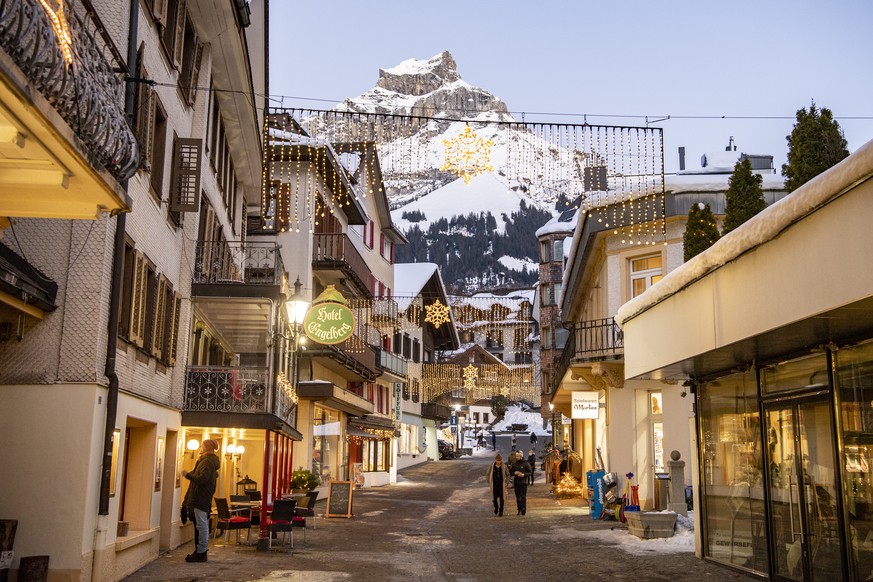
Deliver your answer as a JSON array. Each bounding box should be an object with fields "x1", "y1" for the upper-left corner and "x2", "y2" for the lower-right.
[
  {"x1": 678, "y1": 147, "x2": 686, "y2": 171},
  {"x1": 726, "y1": 136, "x2": 736, "y2": 152}
]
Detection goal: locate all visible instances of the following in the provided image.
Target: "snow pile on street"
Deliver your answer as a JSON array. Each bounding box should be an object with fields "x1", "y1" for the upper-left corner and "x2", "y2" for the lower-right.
[
  {"x1": 574, "y1": 510, "x2": 695, "y2": 555},
  {"x1": 489, "y1": 404, "x2": 550, "y2": 435}
]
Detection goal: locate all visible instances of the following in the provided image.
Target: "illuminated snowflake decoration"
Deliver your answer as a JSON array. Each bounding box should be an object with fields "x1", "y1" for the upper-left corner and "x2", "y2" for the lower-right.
[
  {"x1": 424, "y1": 299, "x2": 451, "y2": 329},
  {"x1": 440, "y1": 125, "x2": 494, "y2": 184},
  {"x1": 463, "y1": 364, "x2": 478, "y2": 390}
]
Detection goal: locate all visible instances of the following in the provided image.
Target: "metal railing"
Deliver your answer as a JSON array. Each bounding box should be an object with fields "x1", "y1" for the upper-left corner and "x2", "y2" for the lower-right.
[
  {"x1": 193, "y1": 241, "x2": 283, "y2": 285},
  {"x1": 312, "y1": 233, "x2": 372, "y2": 296},
  {"x1": 307, "y1": 333, "x2": 377, "y2": 381},
  {"x1": 0, "y1": 0, "x2": 139, "y2": 180},
  {"x1": 184, "y1": 366, "x2": 271, "y2": 414},
  {"x1": 550, "y1": 318, "x2": 623, "y2": 394},
  {"x1": 375, "y1": 347, "x2": 407, "y2": 377}
]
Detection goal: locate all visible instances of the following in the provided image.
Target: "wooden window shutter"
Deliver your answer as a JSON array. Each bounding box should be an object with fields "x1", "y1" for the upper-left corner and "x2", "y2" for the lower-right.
[
  {"x1": 151, "y1": 275, "x2": 168, "y2": 359},
  {"x1": 167, "y1": 293, "x2": 182, "y2": 366},
  {"x1": 240, "y1": 200, "x2": 248, "y2": 244},
  {"x1": 188, "y1": 42, "x2": 204, "y2": 103},
  {"x1": 135, "y1": 64, "x2": 155, "y2": 172},
  {"x1": 172, "y1": 0, "x2": 187, "y2": 67},
  {"x1": 152, "y1": 0, "x2": 168, "y2": 24},
  {"x1": 128, "y1": 252, "x2": 147, "y2": 348},
  {"x1": 169, "y1": 138, "x2": 202, "y2": 212}
]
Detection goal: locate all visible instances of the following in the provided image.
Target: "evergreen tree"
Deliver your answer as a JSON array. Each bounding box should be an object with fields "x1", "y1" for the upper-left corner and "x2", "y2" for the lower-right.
[
  {"x1": 683, "y1": 202, "x2": 720, "y2": 261},
  {"x1": 723, "y1": 158, "x2": 765, "y2": 235},
  {"x1": 782, "y1": 101, "x2": 849, "y2": 193}
]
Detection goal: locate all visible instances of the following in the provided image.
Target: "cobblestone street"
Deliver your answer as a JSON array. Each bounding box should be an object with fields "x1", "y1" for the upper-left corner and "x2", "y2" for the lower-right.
[{"x1": 123, "y1": 456, "x2": 754, "y2": 582}]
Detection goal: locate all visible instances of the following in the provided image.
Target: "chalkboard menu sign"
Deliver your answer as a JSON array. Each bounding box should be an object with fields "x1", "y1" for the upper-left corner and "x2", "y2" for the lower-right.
[{"x1": 325, "y1": 480, "x2": 353, "y2": 518}]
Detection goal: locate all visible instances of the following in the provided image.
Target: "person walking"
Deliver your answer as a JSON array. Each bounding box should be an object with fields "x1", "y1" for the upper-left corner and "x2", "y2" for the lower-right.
[
  {"x1": 527, "y1": 449, "x2": 537, "y2": 485},
  {"x1": 510, "y1": 432, "x2": 517, "y2": 451},
  {"x1": 485, "y1": 454, "x2": 511, "y2": 516},
  {"x1": 491, "y1": 432, "x2": 497, "y2": 450},
  {"x1": 181, "y1": 439, "x2": 221, "y2": 562},
  {"x1": 530, "y1": 431, "x2": 537, "y2": 445},
  {"x1": 510, "y1": 451, "x2": 532, "y2": 515}
]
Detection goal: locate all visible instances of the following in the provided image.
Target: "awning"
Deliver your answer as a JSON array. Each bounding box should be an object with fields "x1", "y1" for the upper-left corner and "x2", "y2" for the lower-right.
[
  {"x1": 347, "y1": 427, "x2": 379, "y2": 440},
  {"x1": 349, "y1": 414, "x2": 395, "y2": 431},
  {"x1": 297, "y1": 381, "x2": 373, "y2": 416}
]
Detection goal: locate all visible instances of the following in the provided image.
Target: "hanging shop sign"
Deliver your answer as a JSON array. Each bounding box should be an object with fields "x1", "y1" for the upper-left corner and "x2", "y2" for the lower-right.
[
  {"x1": 303, "y1": 302, "x2": 355, "y2": 345},
  {"x1": 571, "y1": 391, "x2": 600, "y2": 419}
]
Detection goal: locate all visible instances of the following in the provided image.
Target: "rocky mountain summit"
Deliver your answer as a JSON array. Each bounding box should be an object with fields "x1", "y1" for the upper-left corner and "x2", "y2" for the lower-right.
[{"x1": 342, "y1": 51, "x2": 512, "y2": 121}]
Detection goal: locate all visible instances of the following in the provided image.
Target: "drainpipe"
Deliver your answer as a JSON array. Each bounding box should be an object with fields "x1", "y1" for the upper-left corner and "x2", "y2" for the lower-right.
[{"x1": 98, "y1": 0, "x2": 137, "y2": 515}]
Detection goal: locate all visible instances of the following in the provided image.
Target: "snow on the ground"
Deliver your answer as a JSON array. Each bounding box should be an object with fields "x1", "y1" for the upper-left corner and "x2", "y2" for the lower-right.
[
  {"x1": 578, "y1": 511, "x2": 695, "y2": 555},
  {"x1": 489, "y1": 404, "x2": 551, "y2": 435}
]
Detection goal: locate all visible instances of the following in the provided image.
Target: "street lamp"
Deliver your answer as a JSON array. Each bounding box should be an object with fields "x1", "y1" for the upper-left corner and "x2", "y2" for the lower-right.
[{"x1": 284, "y1": 276, "x2": 309, "y2": 352}]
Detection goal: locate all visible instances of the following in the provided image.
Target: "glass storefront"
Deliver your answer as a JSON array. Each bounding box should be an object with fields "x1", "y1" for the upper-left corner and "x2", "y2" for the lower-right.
[
  {"x1": 699, "y1": 369, "x2": 768, "y2": 574},
  {"x1": 312, "y1": 405, "x2": 344, "y2": 483},
  {"x1": 836, "y1": 340, "x2": 873, "y2": 579}
]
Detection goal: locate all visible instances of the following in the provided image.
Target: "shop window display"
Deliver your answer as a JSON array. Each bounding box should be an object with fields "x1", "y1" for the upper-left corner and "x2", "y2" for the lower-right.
[
  {"x1": 699, "y1": 370, "x2": 768, "y2": 574},
  {"x1": 837, "y1": 341, "x2": 873, "y2": 580},
  {"x1": 313, "y1": 405, "x2": 342, "y2": 484}
]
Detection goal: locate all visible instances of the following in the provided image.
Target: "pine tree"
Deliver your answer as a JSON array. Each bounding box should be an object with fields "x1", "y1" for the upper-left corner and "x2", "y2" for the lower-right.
[
  {"x1": 782, "y1": 101, "x2": 849, "y2": 193},
  {"x1": 723, "y1": 158, "x2": 766, "y2": 235},
  {"x1": 683, "y1": 202, "x2": 720, "y2": 261}
]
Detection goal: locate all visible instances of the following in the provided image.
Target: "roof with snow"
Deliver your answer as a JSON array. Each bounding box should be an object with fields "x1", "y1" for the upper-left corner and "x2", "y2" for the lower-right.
[{"x1": 616, "y1": 137, "x2": 873, "y2": 326}]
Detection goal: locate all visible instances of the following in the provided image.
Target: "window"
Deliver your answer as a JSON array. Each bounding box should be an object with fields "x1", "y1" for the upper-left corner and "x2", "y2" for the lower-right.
[
  {"x1": 630, "y1": 254, "x2": 663, "y2": 298},
  {"x1": 149, "y1": 101, "x2": 168, "y2": 201},
  {"x1": 412, "y1": 339, "x2": 420, "y2": 363},
  {"x1": 119, "y1": 246, "x2": 181, "y2": 364},
  {"x1": 540, "y1": 241, "x2": 551, "y2": 263},
  {"x1": 553, "y1": 240, "x2": 564, "y2": 262},
  {"x1": 178, "y1": 17, "x2": 203, "y2": 105}
]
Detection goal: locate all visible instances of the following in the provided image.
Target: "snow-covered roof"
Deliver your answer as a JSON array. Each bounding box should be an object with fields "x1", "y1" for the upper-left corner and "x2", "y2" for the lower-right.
[
  {"x1": 699, "y1": 149, "x2": 743, "y2": 172},
  {"x1": 616, "y1": 137, "x2": 873, "y2": 327},
  {"x1": 664, "y1": 172, "x2": 785, "y2": 193},
  {"x1": 535, "y1": 209, "x2": 579, "y2": 238},
  {"x1": 394, "y1": 262, "x2": 440, "y2": 298}
]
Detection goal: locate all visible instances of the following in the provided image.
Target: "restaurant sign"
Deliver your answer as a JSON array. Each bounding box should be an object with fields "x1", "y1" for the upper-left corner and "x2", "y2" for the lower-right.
[{"x1": 303, "y1": 302, "x2": 356, "y2": 345}]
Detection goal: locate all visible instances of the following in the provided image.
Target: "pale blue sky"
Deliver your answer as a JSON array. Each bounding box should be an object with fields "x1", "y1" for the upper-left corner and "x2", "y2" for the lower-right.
[{"x1": 268, "y1": 0, "x2": 872, "y2": 173}]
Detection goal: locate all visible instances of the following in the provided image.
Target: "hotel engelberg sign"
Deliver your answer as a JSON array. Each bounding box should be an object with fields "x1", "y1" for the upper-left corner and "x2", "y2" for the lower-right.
[{"x1": 303, "y1": 302, "x2": 356, "y2": 345}]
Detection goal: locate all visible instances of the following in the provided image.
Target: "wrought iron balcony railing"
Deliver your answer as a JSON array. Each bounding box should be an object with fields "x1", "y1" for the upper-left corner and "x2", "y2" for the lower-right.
[
  {"x1": 312, "y1": 233, "x2": 372, "y2": 298},
  {"x1": 183, "y1": 366, "x2": 297, "y2": 424},
  {"x1": 0, "y1": 0, "x2": 139, "y2": 181},
  {"x1": 550, "y1": 318, "x2": 623, "y2": 394},
  {"x1": 306, "y1": 333, "x2": 377, "y2": 382},
  {"x1": 193, "y1": 241, "x2": 283, "y2": 285}
]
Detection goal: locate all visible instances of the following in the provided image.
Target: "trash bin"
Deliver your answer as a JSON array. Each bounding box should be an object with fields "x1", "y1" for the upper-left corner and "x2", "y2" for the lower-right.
[{"x1": 654, "y1": 472, "x2": 670, "y2": 510}]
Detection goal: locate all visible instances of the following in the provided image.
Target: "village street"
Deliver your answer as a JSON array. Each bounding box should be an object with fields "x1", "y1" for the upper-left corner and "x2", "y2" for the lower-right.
[{"x1": 123, "y1": 455, "x2": 754, "y2": 582}]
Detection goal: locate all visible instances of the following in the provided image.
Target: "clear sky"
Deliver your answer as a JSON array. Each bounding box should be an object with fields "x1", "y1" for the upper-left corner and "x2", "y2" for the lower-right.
[{"x1": 268, "y1": 0, "x2": 873, "y2": 174}]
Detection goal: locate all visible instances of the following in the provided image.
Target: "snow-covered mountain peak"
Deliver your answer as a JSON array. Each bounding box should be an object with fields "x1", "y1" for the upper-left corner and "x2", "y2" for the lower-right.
[{"x1": 340, "y1": 51, "x2": 512, "y2": 121}]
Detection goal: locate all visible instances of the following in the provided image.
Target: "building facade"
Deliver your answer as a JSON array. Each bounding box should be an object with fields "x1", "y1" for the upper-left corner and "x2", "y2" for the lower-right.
[{"x1": 618, "y1": 138, "x2": 873, "y2": 581}]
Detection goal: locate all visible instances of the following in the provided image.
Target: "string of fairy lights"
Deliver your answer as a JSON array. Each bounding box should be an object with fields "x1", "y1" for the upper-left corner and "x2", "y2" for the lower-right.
[{"x1": 261, "y1": 108, "x2": 666, "y2": 244}]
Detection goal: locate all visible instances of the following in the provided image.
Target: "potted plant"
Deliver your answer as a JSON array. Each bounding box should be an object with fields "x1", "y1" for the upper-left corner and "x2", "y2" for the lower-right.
[{"x1": 291, "y1": 467, "x2": 319, "y2": 493}]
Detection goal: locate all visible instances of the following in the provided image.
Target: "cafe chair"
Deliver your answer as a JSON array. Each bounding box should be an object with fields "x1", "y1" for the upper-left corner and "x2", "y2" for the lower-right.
[
  {"x1": 267, "y1": 499, "x2": 297, "y2": 549},
  {"x1": 247, "y1": 490, "x2": 262, "y2": 502},
  {"x1": 214, "y1": 498, "x2": 252, "y2": 545},
  {"x1": 294, "y1": 490, "x2": 319, "y2": 529}
]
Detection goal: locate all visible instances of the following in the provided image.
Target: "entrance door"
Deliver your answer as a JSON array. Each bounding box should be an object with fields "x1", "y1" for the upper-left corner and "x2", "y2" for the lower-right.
[{"x1": 764, "y1": 397, "x2": 844, "y2": 581}]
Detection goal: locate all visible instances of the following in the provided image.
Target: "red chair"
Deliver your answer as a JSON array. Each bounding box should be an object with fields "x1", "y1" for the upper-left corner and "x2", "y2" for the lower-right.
[{"x1": 214, "y1": 498, "x2": 251, "y2": 544}]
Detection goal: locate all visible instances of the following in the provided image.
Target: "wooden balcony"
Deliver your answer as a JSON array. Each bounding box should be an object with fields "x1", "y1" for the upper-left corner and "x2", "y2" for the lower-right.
[
  {"x1": 306, "y1": 334, "x2": 377, "y2": 382},
  {"x1": 312, "y1": 233, "x2": 372, "y2": 298}
]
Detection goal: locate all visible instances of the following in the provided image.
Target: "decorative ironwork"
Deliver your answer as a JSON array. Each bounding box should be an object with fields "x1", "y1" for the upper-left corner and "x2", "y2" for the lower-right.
[
  {"x1": 184, "y1": 367, "x2": 270, "y2": 414},
  {"x1": 0, "y1": 0, "x2": 140, "y2": 181},
  {"x1": 193, "y1": 241, "x2": 282, "y2": 285}
]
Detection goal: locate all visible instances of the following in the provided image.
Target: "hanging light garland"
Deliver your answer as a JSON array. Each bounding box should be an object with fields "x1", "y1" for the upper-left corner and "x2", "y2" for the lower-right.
[
  {"x1": 276, "y1": 372, "x2": 298, "y2": 406},
  {"x1": 261, "y1": 108, "x2": 665, "y2": 242},
  {"x1": 38, "y1": 0, "x2": 74, "y2": 65}
]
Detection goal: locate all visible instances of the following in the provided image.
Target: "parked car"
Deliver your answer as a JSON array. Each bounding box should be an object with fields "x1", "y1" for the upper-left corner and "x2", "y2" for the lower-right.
[{"x1": 438, "y1": 439, "x2": 455, "y2": 459}]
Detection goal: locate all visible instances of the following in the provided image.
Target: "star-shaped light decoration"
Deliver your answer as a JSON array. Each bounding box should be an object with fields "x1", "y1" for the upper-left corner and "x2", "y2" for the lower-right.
[
  {"x1": 424, "y1": 299, "x2": 451, "y2": 329},
  {"x1": 463, "y1": 364, "x2": 479, "y2": 390},
  {"x1": 440, "y1": 125, "x2": 494, "y2": 184}
]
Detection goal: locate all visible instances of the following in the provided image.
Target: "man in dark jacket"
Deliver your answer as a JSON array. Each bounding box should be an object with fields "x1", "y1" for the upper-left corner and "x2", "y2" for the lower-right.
[
  {"x1": 509, "y1": 451, "x2": 532, "y2": 515},
  {"x1": 182, "y1": 439, "x2": 220, "y2": 562}
]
